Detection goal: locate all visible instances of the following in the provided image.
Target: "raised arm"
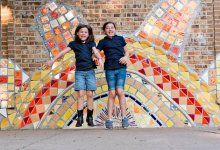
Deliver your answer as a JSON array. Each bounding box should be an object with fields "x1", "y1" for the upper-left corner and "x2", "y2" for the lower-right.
[{"x1": 46, "y1": 47, "x2": 72, "y2": 67}]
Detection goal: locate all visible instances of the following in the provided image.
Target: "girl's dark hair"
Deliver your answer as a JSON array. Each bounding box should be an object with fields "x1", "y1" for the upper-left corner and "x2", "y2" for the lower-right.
[
  {"x1": 102, "y1": 21, "x2": 116, "y2": 31},
  {"x1": 74, "y1": 24, "x2": 94, "y2": 43}
]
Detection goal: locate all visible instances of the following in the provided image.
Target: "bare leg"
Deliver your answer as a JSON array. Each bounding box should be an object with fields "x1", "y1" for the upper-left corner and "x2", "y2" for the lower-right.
[
  {"x1": 86, "y1": 90, "x2": 94, "y2": 110},
  {"x1": 116, "y1": 88, "x2": 126, "y2": 118},
  {"x1": 108, "y1": 90, "x2": 116, "y2": 120},
  {"x1": 77, "y1": 90, "x2": 86, "y2": 110}
]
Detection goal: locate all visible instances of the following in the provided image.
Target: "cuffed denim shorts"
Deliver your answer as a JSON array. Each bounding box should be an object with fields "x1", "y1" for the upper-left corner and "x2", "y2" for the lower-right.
[
  {"x1": 105, "y1": 68, "x2": 126, "y2": 91},
  {"x1": 75, "y1": 69, "x2": 97, "y2": 91}
]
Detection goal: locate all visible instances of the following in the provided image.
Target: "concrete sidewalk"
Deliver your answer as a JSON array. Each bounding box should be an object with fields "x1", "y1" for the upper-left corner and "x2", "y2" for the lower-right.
[{"x1": 0, "y1": 127, "x2": 220, "y2": 150}]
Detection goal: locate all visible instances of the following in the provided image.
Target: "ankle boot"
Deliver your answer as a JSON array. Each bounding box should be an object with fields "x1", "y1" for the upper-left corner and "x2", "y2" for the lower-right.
[
  {"x1": 86, "y1": 109, "x2": 94, "y2": 127},
  {"x1": 76, "y1": 110, "x2": 84, "y2": 127}
]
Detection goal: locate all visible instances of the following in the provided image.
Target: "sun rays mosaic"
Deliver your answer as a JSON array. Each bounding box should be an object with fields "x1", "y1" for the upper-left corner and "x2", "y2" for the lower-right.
[{"x1": 1, "y1": 0, "x2": 220, "y2": 130}]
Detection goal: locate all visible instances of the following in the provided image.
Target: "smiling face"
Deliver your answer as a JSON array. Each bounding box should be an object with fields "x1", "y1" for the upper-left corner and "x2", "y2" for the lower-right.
[
  {"x1": 104, "y1": 23, "x2": 116, "y2": 38},
  {"x1": 77, "y1": 27, "x2": 89, "y2": 42}
]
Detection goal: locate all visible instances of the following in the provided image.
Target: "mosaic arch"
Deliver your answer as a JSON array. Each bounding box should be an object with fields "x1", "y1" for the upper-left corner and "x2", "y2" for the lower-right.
[{"x1": 1, "y1": 0, "x2": 220, "y2": 130}]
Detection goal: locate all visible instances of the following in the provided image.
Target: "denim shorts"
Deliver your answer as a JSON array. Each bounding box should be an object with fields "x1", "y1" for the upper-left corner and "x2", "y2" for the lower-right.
[
  {"x1": 105, "y1": 68, "x2": 126, "y2": 91},
  {"x1": 75, "y1": 70, "x2": 97, "y2": 91}
]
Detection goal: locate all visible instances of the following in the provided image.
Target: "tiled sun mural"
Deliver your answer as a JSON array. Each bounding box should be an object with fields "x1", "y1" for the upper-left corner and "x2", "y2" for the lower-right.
[{"x1": 1, "y1": 0, "x2": 220, "y2": 130}]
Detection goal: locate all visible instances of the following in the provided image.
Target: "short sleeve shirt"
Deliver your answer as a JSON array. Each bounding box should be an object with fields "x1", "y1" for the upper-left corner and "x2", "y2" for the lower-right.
[
  {"x1": 97, "y1": 35, "x2": 127, "y2": 70},
  {"x1": 68, "y1": 41, "x2": 96, "y2": 71}
]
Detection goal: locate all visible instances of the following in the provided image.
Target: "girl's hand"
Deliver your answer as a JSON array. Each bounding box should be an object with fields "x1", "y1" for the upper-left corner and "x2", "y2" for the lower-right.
[
  {"x1": 92, "y1": 54, "x2": 97, "y2": 61},
  {"x1": 98, "y1": 58, "x2": 104, "y2": 69},
  {"x1": 119, "y1": 56, "x2": 128, "y2": 65}
]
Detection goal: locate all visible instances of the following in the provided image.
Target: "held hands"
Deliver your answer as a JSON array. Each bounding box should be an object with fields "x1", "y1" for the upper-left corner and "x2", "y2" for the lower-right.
[
  {"x1": 119, "y1": 56, "x2": 128, "y2": 65},
  {"x1": 98, "y1": 58, "x2": 104, "y2": 69}
]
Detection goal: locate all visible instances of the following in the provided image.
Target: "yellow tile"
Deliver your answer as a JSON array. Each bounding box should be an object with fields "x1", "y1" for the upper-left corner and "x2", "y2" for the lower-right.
[
  {"x1": 31, "y1": 71, "x2": 41, "y2": 81},
  {"x1": 8, "y1": 84, "x2": 14, "y2": 91},
  {"x1": 1, "y1": 118, "x2": 10, "y2": 129},
  {"x1": 158, "y1": 55, "x2": 167, "y2": 63},
  {"x1": 20, "y1": 91, "x2": 29, "y2": 101},
  {"x1": 13, "y1": 117, "x2": 22, "y2": 128},
  {"x1": 145, "y1": 47, "x2": 155, "y2": 54},
  {"x1": 213, "y1": 115, "x2": 220, "y2": 125},
  {"x1": 131, "y1": 42, "x2": 143, "y2": 49},
  {"x1": 8, "y1": 69, "x2": 14, "y2": 75},
  {"x1": 136, "y1": 92, "x2": 148, "y2": 103},
  {"x1": 157, "y1": 111, "x2": 168, "y2": 123},
  {"x1": 57, "y1": 120, "x2": 65, "y2": 127},
  {"x1": 62, "y1": 109, "x2": 73, "y2": 121},
  {"x1": 63, "y1": 53, "x2": 74, "y2": 61},
  {"x1": 148, "y1": 16, "x2": 157, "y2": 24},
  {"x1": 41, "y1": 70, "x2": 50, "y2": 79},
  {"x1": 166, "y1": 120, "x2": 174, "y2": 127},
  {"x1": 8, "y1": 113, "x2": 16, "y2": 124},
  {"x1": 19, "y1": 104, "x2": 28, "y2": 114},
  {"x1": 8, "y1": 76, "x2": 14, "y2": 83},
  {"x1": 128, "y1": 86, "x2": 137, "y2": 95},
  {"x1": 8, "y1": 62, "x2": 14, "y2": 68},
  {"x1": 191, "y1": 81, "x2": 200, "y2": 89},
  {"x1": 102, "y1": 85, "x2": 108, "y2": 92},
  {"x1": 124, "y1": 85, "x2": 129, "y2": 92},
  {"x1": 167, "y1": 35, "x2": 175, "y2": 44},
  {"x1": 169, "y1": 63, "x2": 179, "y2": 71},
  {"x1": 180, "y1": 72, "x2": 189, "y2": 80}
]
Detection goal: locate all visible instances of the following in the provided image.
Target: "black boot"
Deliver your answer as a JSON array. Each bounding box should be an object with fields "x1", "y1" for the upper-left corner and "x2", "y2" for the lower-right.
[
  {"x1": 76, "y1": 110, "x2": 84, "y2": 127},
  {"x1": 86, "y1": 109, "x2": 94, "y2": 127}
]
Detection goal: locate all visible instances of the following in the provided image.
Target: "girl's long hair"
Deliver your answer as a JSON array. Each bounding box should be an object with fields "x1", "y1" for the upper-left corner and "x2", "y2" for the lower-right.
[{"x1": 74, "y1": 24, "x2": 94, "y2": 43}]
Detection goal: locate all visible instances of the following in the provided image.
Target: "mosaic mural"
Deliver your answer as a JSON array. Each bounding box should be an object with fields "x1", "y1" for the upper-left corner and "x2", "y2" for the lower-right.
[{"x1": 1, "y1": 0, "x2": 220, "y2": 130}]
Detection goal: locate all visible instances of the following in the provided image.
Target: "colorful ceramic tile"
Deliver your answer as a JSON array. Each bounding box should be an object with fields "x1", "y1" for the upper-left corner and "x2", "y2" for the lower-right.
[
  {"x1": 167, "y1": 35, "x2": 175, "y2": 44},
  {"x1": 0, "y1": 76, "x2": 8, "y2": 83},
  {"x1": 168, "y1": 0, "x2": 176, "y2": 6},
  {"x1": 0, "y1": 59, "x2": 8, "y2": 67},
  {"x1": 65, "y1": 11, "x2": 74, "y2": 21},
  {"x1": 170, "y1": 27, "x2": 178, "y2": 36},
  {"x1": 209, "y1": 70, "x2": 217, "y2": 78},
  {"x1": 160, "y1": 2, "x2": 170, "y2": 10},
  {"x1": 54, "y1": 34, "x2": 63, "y2": 43},
  {"x1": 49, "y1": 2, "x2": 58, "y2": 11},
  {"x1": 43, "y1": 24, "x2": 51, "y2": 32},
  {"x1": 172, "y1": 47, "x2": 179, "y2": 54},
  {"x1": 50, "y1": 19, "x2": 59, "y2": 28},
  {"x1": 58, "y1": 42, "x2": 67, "y2": 50},
  {"x1": 162, "y1": 42, "x2": 171, "y2": 50},
  {"x1": 63, "y1": 31, "x2": 72, "y2": 40},
  {"x1": 71, "y1": 18, "x2": 79, "y2": 27},
  {"x1": 41, "y1": 6, "x2": 48, "y2": 15},
  {"x1": 71, "y1": 28, "x2": 76, "y2": 35},
  {"x1": 62, "y1": 22, "x2": 71, "y2": 30},
  {"x1": 58, "y1": 16, "x2": 66, "y2": 24},
  {"x1": 0, "y1": 68, "x2": 7, "y2": 75},
  {"x1": 59, "y1": 6, "x2": 68, "y2": 14},
  {"x1": 53, "y1": 27, "x2": 62, "y2": 35},
  {"x1": 155, "y1": 8, "x2": 165, "y2": 17},
  {"x1": 168, "y1": 7, "x2": 176, "y2": 15},
  {"x1": 160, "y1": 31, "x2": 168, "y2": 39},
  {"x1": 171, "y1": 19, "x2": 179, "y2": 27},
  {"x1": 175, "y1": 38, "x2": 183, "y2": 46},
  {"x1": 47, "y1": 40, "x2": 56, "y2": 48},
  {"x1": 163, "y1": 14, "x2": 171, "y2": 23},
  {"x1": 14, "y1": 71, "x2": 22, "y2": 79},
  {"x1": 155, "y1": 20, "x2": 164, "y2": 28},
  {"x1": 50, "y1": 10, "x2": 59, "y2": 19},
  {"x1": 41, "y1": 16, "x2": 49, "y2": 24},
  {"x1": 15, "y1": 79, "x2": 22, "y2": 87},
  {"x1": 44, "y1": 32, "x2": 53, "y2": 40},
  {"x1": 174, "y1": 1, "x2": 184, "y2": 11},
  {"x1": 148, "y1": 16, "x2": 157, "y2": 25},
  {"x1": 143, "y1": 24, "x2": 153, "y2": 33},
  {"x1": 66, "y1": 38, "x2": 73, "y2": 45},
  {"x1": 152, "y1": 27, "x2": 161, "y2": 36},
  {"x1": 51, "y1": 48, "x2": 60, "y2": 56},
  {"x1": 163, "y1": 24, "x2": 171, "y2": 32},
  {"x1": 175, "y1": 12, "x2": 182, "y2": 19}
]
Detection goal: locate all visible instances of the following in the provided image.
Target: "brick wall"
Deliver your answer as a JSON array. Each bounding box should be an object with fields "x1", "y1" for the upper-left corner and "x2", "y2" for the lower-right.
[{"x1": 0, "y1": 0, "x2": 219, "y2": 75}]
